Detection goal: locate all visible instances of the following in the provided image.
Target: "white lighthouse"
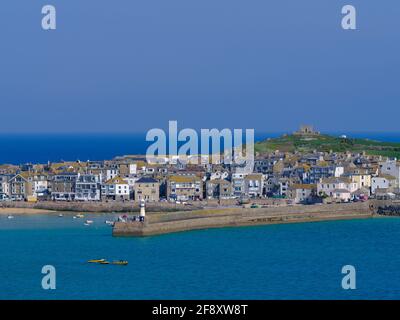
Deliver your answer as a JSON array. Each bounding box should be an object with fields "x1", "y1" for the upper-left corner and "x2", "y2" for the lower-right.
[{"x1": 139, "y1": 199, "x2": 146, "y2": 219}]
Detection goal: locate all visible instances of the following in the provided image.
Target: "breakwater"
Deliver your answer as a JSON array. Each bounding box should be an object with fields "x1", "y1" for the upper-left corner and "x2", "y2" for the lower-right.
[{"x1": 113, "y1": 202, "x2": 374, "y2": 237}]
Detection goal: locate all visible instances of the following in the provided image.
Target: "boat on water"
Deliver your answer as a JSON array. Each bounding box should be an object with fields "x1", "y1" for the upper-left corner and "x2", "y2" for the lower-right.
[
  {"x1": 112, "y1": 260, "x2": 128, "y2": 266},
  {"x1": 58, "y1": 214, "x2": 63, "y2": 217},
  {"x1": 88, "y1": 259, "x2": 106, "y2": 263},
  {"x1": 86, "y1": 220, "x2": 94, "y2": 224},
  {"x1": 7, "y1": 215, "x2": 14, "y2": 219},
  {"x1": 117, "y1": 215, "x2": 128, "y2": 222},
  {"x1": 87, "y1": 259, "x2": 128, "y2": 266},
  {"x1": 105, "y1": 220, "x2": 114, "y2": 226},
  {"x1": 76, "y1": 214, "x2": 84, "y2": 218}
]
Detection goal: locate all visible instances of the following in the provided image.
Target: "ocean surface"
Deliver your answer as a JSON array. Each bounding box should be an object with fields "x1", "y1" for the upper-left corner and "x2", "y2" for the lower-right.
[
  {"x1": 1, "y1": 132, "x2": 399, "y2": 165},
  {"x1": 1, "y1": 215, "x2": 400, "y2": 300}
]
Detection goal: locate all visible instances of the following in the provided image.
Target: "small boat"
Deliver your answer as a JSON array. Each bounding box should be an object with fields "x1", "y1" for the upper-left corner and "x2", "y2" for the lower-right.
[
  {"x1": 86, "y1": 220, "x2": 94, "y2": 224},
  {"x1": 58, "y1": 214, "x2": 64, "y2": 217},
  {"x1": 84, "y1": 223, "x2": 90, "y2": 226},
  {"x1": 88, "y1": 259, "x2": 106, "y2": 263},
  {"x1": 112, "y1": 260, "x2": 128, "y2": 266},
  {"x1": 117, "y1": 216, "x2": 127, "y2": 222},
  {"x1": 7, "y1": 215, "x2": 14, "y2": 219},
  {"x1": 105, "y1": 220, "x2": 114, "y2": 226},
  {"x1": 76, "y1": 214, "x2": 84, "y2": 218}
]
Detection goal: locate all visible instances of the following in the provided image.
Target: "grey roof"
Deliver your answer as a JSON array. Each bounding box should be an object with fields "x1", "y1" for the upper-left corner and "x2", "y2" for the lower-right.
[{"x1": 136, "y1": 177, "x2": 158, "y2": 183}]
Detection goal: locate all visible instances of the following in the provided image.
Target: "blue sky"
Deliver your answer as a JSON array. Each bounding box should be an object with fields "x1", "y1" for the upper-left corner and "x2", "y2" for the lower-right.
[{"x1": 0, "y1": 1, "x2": 399, "y2": 133}]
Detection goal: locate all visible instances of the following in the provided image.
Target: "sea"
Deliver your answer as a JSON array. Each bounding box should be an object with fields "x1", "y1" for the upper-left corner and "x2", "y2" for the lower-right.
[
  {"x1": 1, "y1": 132, "x2": 400, "y2": 300},
  {"x1": 1, "y1": 131, "x2": 399, "y2": 165},
  {"x1": 1, "y1": 216, "x2": 400, "y2": 300}
]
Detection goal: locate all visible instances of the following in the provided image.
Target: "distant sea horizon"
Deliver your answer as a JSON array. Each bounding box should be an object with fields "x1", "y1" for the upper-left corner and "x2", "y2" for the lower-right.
[{"x1": 1, "y1": 131, "x2": 400, "y2": 165}]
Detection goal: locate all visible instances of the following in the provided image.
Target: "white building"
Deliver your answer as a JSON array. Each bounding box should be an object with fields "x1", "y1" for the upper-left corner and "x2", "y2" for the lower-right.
[
  {"x1": 129, "y1": 164, "x2": 137, "y2": 175},
  {"x1": 232, "y1": 173, "x2": 246, "y2": 197},
  {"x1": 279, "y1": 178, "x2": 290, "y2": 197},
  {"x1": 371, "y1": 175, "x2": 397, "y2": 194},
  {"x1": 75, "y1": 174, "x2": 101, "y2": 201},
  {"x1": 0, "y1": 174, "x2": 11, "y2": 196},
  {"x1": 287, "y1": 184, "x2": 316, "y2": 204},
  {"x1": 379, "y1": 159, "x2": 400, "y2": 183},
  {"x1": 317, "y1": 177, "x2": 358, "y2": 201},
  {"x1": 106, "y1": 169, "x2": 119, "y2": 181},
  {"x1": 334, "y1": 166, "x2": 345, "y2": 177},
  {"x1": 32, "y1": 174, "x2": 49, "y2": 196},
  {"x1": 101, "y1": 176, "x2": 130, "y2": 200}
]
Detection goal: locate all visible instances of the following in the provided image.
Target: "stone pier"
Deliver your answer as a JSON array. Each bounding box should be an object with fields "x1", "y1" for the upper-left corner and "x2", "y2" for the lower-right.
[{"x1": 113, "y1": 202, "x2": 374, "y2": 237}]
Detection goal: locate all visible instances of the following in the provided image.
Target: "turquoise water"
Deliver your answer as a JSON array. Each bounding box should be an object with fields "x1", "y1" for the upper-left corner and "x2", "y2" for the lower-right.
[{"x1": 1, "y1": 215, "x2": 400, "y2": 300}]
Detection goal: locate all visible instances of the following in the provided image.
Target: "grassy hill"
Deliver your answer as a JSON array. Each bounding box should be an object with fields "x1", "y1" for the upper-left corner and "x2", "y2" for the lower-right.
[{"x1": 254, "y1": 133, "x2": 400, "y2": 158}]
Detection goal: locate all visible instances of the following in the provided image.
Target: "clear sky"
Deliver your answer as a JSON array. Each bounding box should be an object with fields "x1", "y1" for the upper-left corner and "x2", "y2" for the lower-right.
[{"x1": 0, "y1": 1, "x2": 399, "y2": 133}]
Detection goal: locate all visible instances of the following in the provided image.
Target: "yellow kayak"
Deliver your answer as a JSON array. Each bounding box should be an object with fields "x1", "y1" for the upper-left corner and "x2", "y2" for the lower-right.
[{"x1": 88, "y1": 259, "x2": 106, "y2": 263}]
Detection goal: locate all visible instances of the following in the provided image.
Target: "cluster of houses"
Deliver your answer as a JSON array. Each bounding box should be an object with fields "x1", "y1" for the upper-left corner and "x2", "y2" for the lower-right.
[{"x1": 1, "y1": 131, "x2": 400, "y2": 205}]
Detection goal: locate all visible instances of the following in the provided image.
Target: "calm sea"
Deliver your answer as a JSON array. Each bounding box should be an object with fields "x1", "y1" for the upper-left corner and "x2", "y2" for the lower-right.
[
  {"x1": 0, "y1": 132, "x2": 399, "y2": 165},
  {"x1": 0, "y1": 215, "x2": 400, "y2": 300}
]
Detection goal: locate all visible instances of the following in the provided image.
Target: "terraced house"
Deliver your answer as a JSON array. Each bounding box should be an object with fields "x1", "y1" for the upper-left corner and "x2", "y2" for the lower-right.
[
  {"x1": 75, "y1": 174, "x2": 102, "y2": 201},
  {"x1": 244, "y1": 174, "x2": 264, "y2": 198},
  {"x1": 206, "y1": 179, "x2": 233, "y2": 199},
  {"x1": 134, "y1": 177, "x2": 160, "y2": 202},
  {"x1": 8, "y1": 173, "x2": 33, "y2": 200},
  {"x1": 287, "y1": 184, "x2": 317, "y2": 204},
  {"x1": 317, "y1": 177, "x2": 358, "y2": 202},
  {"x1": 167, "y1": 175, "x2": 203, "y2": 201},
  {"x1": 101, "y1": 176, "x2": 130, "y2": 201},
  {"x1": 51, "y1": 172, "x2": 78, "y2": 201},
  {"x1": 0, "y1": 174, "x2": 12, "y2": 199}
]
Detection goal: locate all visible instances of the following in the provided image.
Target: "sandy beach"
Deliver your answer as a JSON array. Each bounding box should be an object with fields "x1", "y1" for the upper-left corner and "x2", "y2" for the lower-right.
[{"x1": 0, "y1": 208, "x2": 58, "y2": 215}]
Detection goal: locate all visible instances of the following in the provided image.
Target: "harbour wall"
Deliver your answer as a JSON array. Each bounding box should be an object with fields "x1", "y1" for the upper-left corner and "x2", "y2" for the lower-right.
[
  {"x1": 113, "y1": 202, "x2": 374, "y2": 237},
  {"x1": 0, "y1": 198, "x2": 289, "y2": 213},
  {"x1": 0, "y1": 200, "x2": 200, "y2": 213}
]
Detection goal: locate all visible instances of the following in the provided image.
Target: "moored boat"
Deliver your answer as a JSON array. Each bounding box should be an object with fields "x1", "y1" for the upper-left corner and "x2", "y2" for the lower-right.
[
  {"x1": 112, "y1": 260, "x2": 128, "y2": 266},
  {"x1": 88, "y1": 259, "x2": 106, "y2": 263}
]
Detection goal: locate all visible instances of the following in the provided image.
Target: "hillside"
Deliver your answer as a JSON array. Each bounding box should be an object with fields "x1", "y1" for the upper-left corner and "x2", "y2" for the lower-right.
[{"x1": 254, "y1": 133, "x2": 400, "y2": 158}]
